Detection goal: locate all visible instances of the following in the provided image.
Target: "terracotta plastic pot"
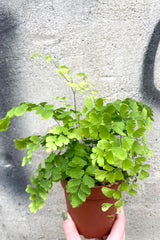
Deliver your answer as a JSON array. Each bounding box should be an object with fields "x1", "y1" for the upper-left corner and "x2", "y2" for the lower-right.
[{"x1": 61, "y1": 180, "x2": 120, "y2": 239}]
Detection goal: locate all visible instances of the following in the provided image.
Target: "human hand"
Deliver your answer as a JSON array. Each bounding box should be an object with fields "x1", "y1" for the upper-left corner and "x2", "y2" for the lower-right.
[
  {"x1": 63, "y1": 207, "x2": 125, "y2": 240},
  {"x1": 95, "y1": 207, "x2": 125, "y2": 240}
]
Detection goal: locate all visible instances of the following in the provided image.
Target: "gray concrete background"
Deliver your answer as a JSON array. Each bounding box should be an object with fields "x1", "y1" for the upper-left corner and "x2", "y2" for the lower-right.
[{"x1": 0, "y1": 1, "x2": 160, "y2": 239}]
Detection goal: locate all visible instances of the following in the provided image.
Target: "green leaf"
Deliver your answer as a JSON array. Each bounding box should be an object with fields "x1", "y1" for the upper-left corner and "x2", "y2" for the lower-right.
[
  {"x1": 37, "y1": 187, "x2": 48, "y2": 200},
  {"x1": 0, "y1": 117, "x2": 10, "y2": 132},
  {"x1": 82, "y1": 106, "x2": 88, "y2": 114},
  {"x1": 30, "y1": 135, "x2": 40, "y2": 143},
  {"x1": 114, "y1": 170, "x2": 124, "y2": 180},
  {"x1": 74, "y1": 127, "x2": 89, "y2": 139},
  {"x1": 133, "y1": 127, "x2": 146, "y2": 138},
  {"x1": 142, "y1": 164, "x2": 150, "y2": 171},
  {"x1": 50, "y1": 126, "x2": 64, "y2": 134},
  {"x1": 127, "y1": 189, "x2": 137, "y2": 196},
  {"x1": 83, "y1": 175, "x2": 95, "y2": 188},
  {"x1": 45, "y1": 104, "x2": 54, "y2": 110},
  {"x1": 88, "y1": 111, "x2": 100, "y2": 123},
  {"x1": 79, "y1": 119, "x2": 90, "y2": 128},
  {"x1": 103, "y1": 164, "x2": 114, "y2": 172},
  {"x1": 66, "y1": 179, "x2": 81, "y2": 193},
  {"x1": 58, "y1": 135, "x2": 69, "y2": 145},
  {"x1": 123, "y1": 158, "x2": 134, "y2": 171},
  {"x1": 22, "y1": 156, "x2": 28, "y2": 166},
  {"x1": 142, "y1": 135, "x2": 146, "y2": 144},
  {"x1": 45, "y1": 153, "x2": 56, "y2": 163},
  {"x1": 105, "y1": 103, "x2": 116, "y2": 114},
  {"x1": 102, "y1": 203, "x2": 113, "y2": 212},
  {"x1": 66, "y1": 167, "x2": 84, "y2": 179},
  {"x1": 46, "y1": 136, "x2": 57, "y2": 142},
  {"x1": 113, "y1": 190, "x2": 121, "y2": 199},
  {"x1": 131, "y1": 141, "x2": 145, "y2": 155},
  {"x1": 31, "y1": 52, "x2": 39, "y2": 59},
  {"x1": 40, "y1": 102, "x2": 47, "y2": 107},
  {"x1": 92, "y1": 147, "x2": 103, "y2": 154},
  {"x1": 32, "y1": 144, "x2": 40, "y2": 151},
  {"x1": 139, "y1": 170, "x2": 149, "y2": 180},
  {"x1": 113, "y1": 122, "x2": 125, "y2": 130},
  {"x1": 97, "y1": 155, "x2": 104, "y2": 167},
  {"x1": 6, "y1": 107, "x2": 16, "y2": 118},
  {"x1": 80, "y1": 183, "x2": 91, "y2": 196},
  {"x1": 114, "y1": 199, "x2": 123, "y2": 208},
  {"x1": 113, "y1": 99, "x2": 122, "y2": 111},
  {"x1": 142, "y1": 108, "x2": 147, "y2": 120},
  {"x1": 111, "y1": 147, "x2": 127, "y2": 160},
  {"x1": 129, "y1": 165, "x2": 141, "y2": 176},
  {"x1": 14, "y1": 104, "x2": 28, "y2": 116},
  {"x1": 51, "y1": 167, "x2": 61, "y2": 181},
  {"x1": 86, "y1": 166, "x2": 97, "y2": 176},
  {"x1": 119, "y1": 182, "x2": 130, "y2": 191},
  {"x1": 103, "y1": 112, "x2": 111, "y2": 124},
  {"x1": 132, "y1": 183, "x2": 141, "y2": 190},
  {"x1": 71, "y1": 156, "x2": 87, "y2": 168},
  {"x1": 74, "y1": 143, "x2": 88, "y2": 157},
  {"x1": 85, "y1": 97, "x2": 93, "y2": 108},
  {"x1": 97, "y1": 139, "x2": 111, "y2": 150},
  {"x1": 89, "y1": 125, "x2": 98, "y2": 138},
  {"x1": 137, "y1": 120, "x2": 144, "y2": 128},
  {"x1": 147, "y1": 148, "x2": 153, "y2": 158},
  {"x1": 95, "y1": 170, "x2": 107, "y2": 182},
  {"x1": 106, "y1": 172, "x2": 115, "y2": 183},
  {"x1": 90, "y1": 153, "x2": 97, "y2": 160},
  {"x1": 14, "y1": 138, "x2": 31, "y2": 150},
  {"x1": 45, "y1": 55, "x2": 53, "y2": 63},
  {"x1": 112, "y1": 122, "x2": 125, "y2": 136},
  {"x1": 134, "y1": 145, "x2": 144, "y2": 155},
  {"x1": 41, "y1": 110, "x2": 53, "y2": 119},
  {"x1": 126, "y1": 119, "x2": 136, "y2": 136},
  {"x1": 122, "y1": 137, "x2": 133, "y2": 151},
  {"x1": 95, "y1": 98, "x2": 103, "y2": 111},
  {"x1": 40, "y1": 179, "x2": 52, "y2": 191},
  {"x1": 57, "y1": 111, "x2": 72, "y2": 119},
  {"x1": 78, "y1": 189, "x2": 86, "y2": 202},
  {"x1": 104, "y1": 151, "x2": 114, "y2": 164},
  {"x1": 68, "y1": 193, "x2": 82, "y2": 208},
  {"x1": 102, "y1": 187, "x2": 115, "y2": 198},
  {"x1": 120, "y1": 103, "x2": 129, "y2": 118},
  {"x1": 26, "y1": 185, "x2": 37, "y2": 194},
  {"x1": 99, "y1": 125, "x2": 111, "y2": 139},
  {"x1": 29, "y1": 194, "x2": 37, "y2": 201},
  {"x1": 135, "y1": 157, "x2": 146, "y2": 164},
  {"x1": 29, "y1": 201, "x2": 37, "y2": 213},
  {"x1": 131, "y1": 102, "x2": 139, "y2": 118},
  {"x1": 36, "y1": 196, "x2": 45, "y2": 210},
  {"x1": 146, "y1": 118, "x2": 151, "y2": 132},
  {"x1": 77, "y1": 72, "x2": 87, "y2": 80}
]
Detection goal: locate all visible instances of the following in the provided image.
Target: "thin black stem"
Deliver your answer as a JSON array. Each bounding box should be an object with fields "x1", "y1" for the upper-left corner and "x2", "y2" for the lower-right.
[{"x1": 52, "y1": 58, "x2": 78, "y2": 125}]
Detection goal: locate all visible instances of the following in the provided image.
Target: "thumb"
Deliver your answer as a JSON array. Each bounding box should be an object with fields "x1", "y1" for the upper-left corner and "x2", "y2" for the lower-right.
[{"x1": 63, "y1": 212, "x2": 82, "y2": 240}]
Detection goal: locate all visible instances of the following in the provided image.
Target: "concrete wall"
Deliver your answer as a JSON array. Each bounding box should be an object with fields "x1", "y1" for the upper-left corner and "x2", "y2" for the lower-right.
[{"x1": 0, "y1": 1, "x2": 160, "y2": 239}]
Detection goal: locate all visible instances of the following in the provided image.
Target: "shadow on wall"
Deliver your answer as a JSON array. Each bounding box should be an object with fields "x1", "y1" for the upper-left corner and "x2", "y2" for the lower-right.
[
  {"x1": 141, "y1": 20, "x2": 160, "y2": 106},
  {"x1": 0, "y1": 10, "x2": 29, "y2": 198}
]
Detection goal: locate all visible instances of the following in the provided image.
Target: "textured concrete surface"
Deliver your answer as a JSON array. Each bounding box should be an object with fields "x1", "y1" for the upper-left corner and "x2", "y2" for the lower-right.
[{"x1": 0, "y1": 1, "x2": 160, "y2": 239}]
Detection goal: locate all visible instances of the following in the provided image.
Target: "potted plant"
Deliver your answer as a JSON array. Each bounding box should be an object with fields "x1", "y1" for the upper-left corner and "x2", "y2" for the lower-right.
[{"x1": 0, "y1": 54, "x2": 154, "y2": 239}]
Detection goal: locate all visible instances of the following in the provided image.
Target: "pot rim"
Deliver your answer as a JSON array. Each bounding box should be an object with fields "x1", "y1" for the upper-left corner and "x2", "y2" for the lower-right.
[{"x1": 61, "y1": 179, "x2": 120, "y2": 200}]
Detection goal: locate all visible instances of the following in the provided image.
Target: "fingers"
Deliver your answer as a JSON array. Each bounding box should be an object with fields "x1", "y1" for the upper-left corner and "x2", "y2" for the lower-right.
[
  {"x1": 123, "y1": 231, "x2": 125, "y2": 240},
  {"x1": 63, "y1": 207, "x2": 125, "y2": 240},
  {"x1": 63, "y1": 212, "x2": 82, "y2": 240},
  {"x1": 106, "y1": 207, "x2": 125, "y2": 240}
]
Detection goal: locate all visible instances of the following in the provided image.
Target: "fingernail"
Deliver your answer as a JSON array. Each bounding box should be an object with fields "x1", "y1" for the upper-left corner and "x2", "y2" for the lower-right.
[{"x1": 62, "y1": 211, "x2": 68, "y2": 221}]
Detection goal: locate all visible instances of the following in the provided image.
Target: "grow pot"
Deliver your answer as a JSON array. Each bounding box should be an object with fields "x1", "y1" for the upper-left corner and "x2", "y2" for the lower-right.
[{"x1": 61, "y1": 180, "x2": 120, "y2": 239}]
